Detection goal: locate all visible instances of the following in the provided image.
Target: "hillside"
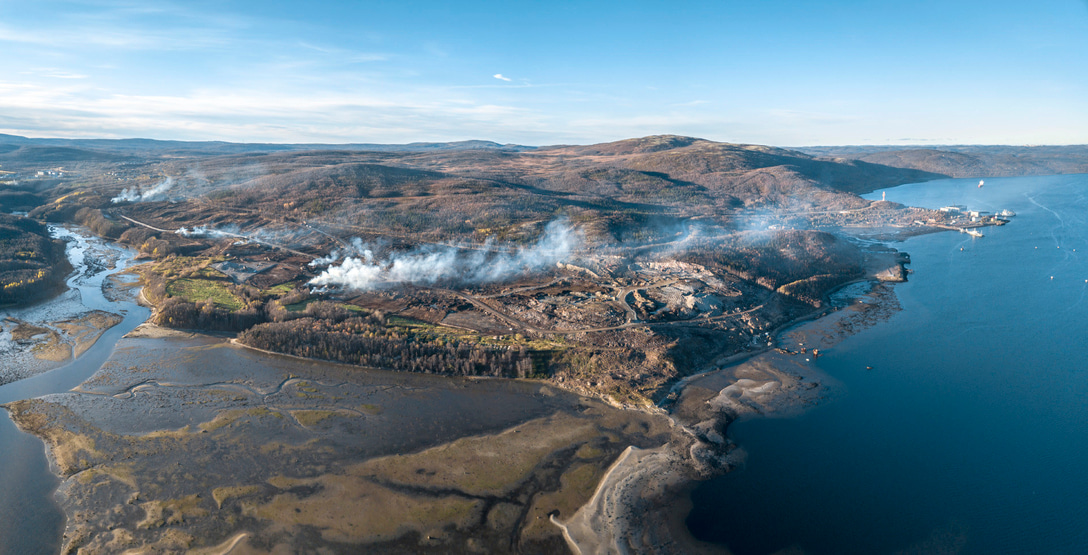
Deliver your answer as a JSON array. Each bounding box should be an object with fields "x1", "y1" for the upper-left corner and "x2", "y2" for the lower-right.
[
  {"x1": 67, "y1": 135, "x2": 947, "y2": 248},
  {"x1": 0, "y1": 134, "x2": 1012, "y2": 405},
  {"x1": 0, "y1": 214, "x2": 71, "y2": 306},
  {"x1": 0, "y1": 133, "x2": 533, "y2": 158},
  {"x1": 796, "y1": 144, "x2": 1088, "y2": 180}
]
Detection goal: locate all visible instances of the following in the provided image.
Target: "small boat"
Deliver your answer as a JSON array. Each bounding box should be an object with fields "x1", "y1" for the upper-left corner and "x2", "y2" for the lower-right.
[
  {"x1": 997, "y1": 209, "x2": 1016, "y2": 217},
  {"x1": 978, "y1": 179, "x2": 985, "y2": 188}
]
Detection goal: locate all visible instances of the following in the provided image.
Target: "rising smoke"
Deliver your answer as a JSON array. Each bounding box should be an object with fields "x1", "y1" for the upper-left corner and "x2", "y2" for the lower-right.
[
  {"x1": 111, "y1": 177, "x2": 174, "y2": 203},
  {"x1": 176, "y1": 224, "x2": 318, "y2": 246},
  {"x1": 309, "y1": 219, "x2": 581, "y2": 291},
  {"x1": 175, "y1": 224, "x2": 244, "y2": 239},
  {"x1": 308, "y1": 237, "x2": 367, "y2": 268}
]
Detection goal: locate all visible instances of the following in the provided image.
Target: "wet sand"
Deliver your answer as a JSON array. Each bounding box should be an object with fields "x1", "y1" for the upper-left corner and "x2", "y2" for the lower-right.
[
  {"x1": 5, "y1": 330, "x2": 685, "y2": 553},
  {"x1": 0, "y1": 227, "x2": 130, "y2": 386},
  {"x1": 0, "y1": 306, "x2": 124, "y2": 384}
]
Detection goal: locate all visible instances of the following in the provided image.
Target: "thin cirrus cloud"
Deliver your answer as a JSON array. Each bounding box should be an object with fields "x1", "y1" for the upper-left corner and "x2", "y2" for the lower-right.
[
  {"x1": 0, "y1": 21, "x2": 230, "y2": 51},
  {"x1": 0, "y1": 80, "x2": 568, "y2": 143},
  {"x1": 21, "y1": 68, "x2": 89, "y2": 80}
]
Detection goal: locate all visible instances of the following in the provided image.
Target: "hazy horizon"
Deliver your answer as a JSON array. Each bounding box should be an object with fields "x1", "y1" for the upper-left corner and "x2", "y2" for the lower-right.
[{"x1": 4, "y1": 130, "x2": 1086, "y2": 149}]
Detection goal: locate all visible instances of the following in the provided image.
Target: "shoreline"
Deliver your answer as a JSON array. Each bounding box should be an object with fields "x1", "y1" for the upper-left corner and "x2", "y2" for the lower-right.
[
  {"x1": 5, "y1": 226, "x2": 911, "y2": 554},
  {"x1": 0, "y1": 226, "x2": 135, "y2": 386},
  {"x1": 558, "y1": 270, "x2": 907, "y2": 554},
  {"x1": 4, "y1": 327, "x2": 683, "y2": 554}
]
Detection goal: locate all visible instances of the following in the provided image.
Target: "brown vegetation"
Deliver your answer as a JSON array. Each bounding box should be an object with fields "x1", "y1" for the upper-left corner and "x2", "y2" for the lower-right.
[
  {"x1": 0, "y1": 214, "x2": 71, "y2": 306},
  {"x1": 798, "y1": 144, "x2": 1088, "y2": 184},
  {"x1": 0, "y1": 133, "x2": 1000, "y2": 402},
  {"x1": 239, "y1": 315, "x2": 536, "y2": 378}
]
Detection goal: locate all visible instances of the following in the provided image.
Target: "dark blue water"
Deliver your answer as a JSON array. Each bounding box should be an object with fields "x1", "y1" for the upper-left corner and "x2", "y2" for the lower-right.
[{"x1": 687, "y1": 174, "x2": 1088, "y2": 554}]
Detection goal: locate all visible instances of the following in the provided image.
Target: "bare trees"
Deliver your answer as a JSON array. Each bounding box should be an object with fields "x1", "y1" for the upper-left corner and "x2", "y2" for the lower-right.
[{"x1": 238, "y1": 317, "x2": 535, "y2": 378}]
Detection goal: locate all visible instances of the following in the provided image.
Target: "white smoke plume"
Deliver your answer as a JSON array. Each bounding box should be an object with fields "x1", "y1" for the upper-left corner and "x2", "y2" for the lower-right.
[
  {"x1": 308, "y1": 251, "x2": 344, "y2": 267},
  {"x1": 175, "y1": 224, "x2": 244, "y2": 239},
  {"x1": 111, "y1": 177, "x2": 174, "y2": 203},
  {"x1": 308, "y1": 237, "x2": 382, "y2": 268},
  {"x1": 310, "y1": 219, "x2": 581, "y2": 291}
]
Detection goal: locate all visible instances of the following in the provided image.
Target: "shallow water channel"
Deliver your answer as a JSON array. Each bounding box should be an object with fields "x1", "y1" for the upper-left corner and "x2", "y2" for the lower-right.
[
  {"x1": 0, "y1": 225, "x2": 657, "y2": 554},
  {"x1": 0, "y1": 227, "x2": 148, "y2": 555}
]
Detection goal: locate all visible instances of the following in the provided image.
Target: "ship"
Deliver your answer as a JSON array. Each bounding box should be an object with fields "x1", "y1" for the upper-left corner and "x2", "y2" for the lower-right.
[
  {"x1": 978, "y1": 179, "x2": 985, "y2": 188},
  {"x1": 997, "y1": 209, "x2": 1016, "y2": 217},
  {"x1": 959, "y1": 228, "x2": 984, "y2": 238}
]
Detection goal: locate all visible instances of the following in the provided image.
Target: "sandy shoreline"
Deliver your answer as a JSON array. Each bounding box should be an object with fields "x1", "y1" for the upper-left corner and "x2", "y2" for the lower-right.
[{"x1": 555, "y1": 445, "x2": 729, "y2": 555}]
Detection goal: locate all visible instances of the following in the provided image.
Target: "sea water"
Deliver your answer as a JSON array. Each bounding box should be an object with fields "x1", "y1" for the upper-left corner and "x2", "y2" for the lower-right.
[{"x1": 687, "y1": 174, "x2": 1088, "y2": 554}]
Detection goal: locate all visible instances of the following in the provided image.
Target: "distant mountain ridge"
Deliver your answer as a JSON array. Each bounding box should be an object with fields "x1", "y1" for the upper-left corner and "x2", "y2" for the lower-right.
[
  {"x1": 3, "y1": 132, "x2": 1086, "y2": 186},
  {"x1": 0, "y1": 133, "x2": 535, "y2": 155},
  {"x1": 795, "y1": 144, "x2": 1088, "y2": 178},
  {"x1": 4, "y1": 132, "x2": 1083, "y2": 179}
]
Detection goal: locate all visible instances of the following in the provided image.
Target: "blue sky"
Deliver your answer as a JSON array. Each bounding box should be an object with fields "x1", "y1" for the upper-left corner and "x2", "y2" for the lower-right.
[{"x1": 1, "y1": 0, "x2": 1086, "y2": 145}]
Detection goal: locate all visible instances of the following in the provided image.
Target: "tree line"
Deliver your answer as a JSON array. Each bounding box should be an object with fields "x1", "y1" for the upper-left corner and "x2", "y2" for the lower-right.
[
  {"x1": 238, "y1": 316, "x2": 535, "y2": 378},
  {"x1": 0, "y1": 214, "x2": 71, "y2": 305}
]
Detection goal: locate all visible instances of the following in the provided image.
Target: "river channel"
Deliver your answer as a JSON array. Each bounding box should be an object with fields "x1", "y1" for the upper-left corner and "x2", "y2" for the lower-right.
[
  {"x1": 0, "y1": 224, "x2": 671, "y2": 554},
  {"x1": 0, "y1": 227, "x2": 148, "y2": 554}
]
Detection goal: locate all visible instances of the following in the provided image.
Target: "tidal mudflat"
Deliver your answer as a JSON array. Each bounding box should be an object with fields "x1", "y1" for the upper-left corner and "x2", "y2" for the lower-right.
[
  {"x1": 0, "y1": 223, "x2": 913, "y2": 554},
  {"x1": 6, "y1": 326, "x2": 683, "y2": 553},
  {"x1": 0, "y1": 227, "x2": 131, "y2": 386}
]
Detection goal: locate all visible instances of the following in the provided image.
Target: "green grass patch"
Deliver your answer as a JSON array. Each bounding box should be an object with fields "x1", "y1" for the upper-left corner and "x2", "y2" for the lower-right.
[
  {"x1": 263, "y1": 283, "x2": 296, "y2": 297},
  {"x1": 166, "y1": 278, "x2": 243, "y2": 310},
  {"x1": 283, "y1": 299, "x2": 316, "y2": 312},
  {"x1": 386, "y1": 315, "x2": 428, "y2": 327}
]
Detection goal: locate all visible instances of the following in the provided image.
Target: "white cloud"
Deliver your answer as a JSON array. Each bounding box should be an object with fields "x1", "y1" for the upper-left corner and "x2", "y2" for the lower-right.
[
  {"x1": 20, "y1": 68, "x2": 89, "y2": 80},
  {"x1": 4, "y1": 79, "x2": 1085, "y2": 146},
  {"x1": 493, "y1": 73, "x2": 512, "y2": 82},
  {"x1": 0, "y1": 79, "x2": 568, "y2": 143}
]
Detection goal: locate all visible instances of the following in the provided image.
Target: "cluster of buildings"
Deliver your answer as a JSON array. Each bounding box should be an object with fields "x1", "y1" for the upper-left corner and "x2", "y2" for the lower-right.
[{"x1": 938, "y1": 205, "x2": 1012, "y2": 224}]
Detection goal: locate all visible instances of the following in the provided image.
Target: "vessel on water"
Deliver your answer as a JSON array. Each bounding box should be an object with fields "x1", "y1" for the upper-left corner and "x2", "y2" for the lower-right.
[
  {"x1": 960, "y1": 228, "x2": 984, "y2": 238},
  {"x1": 978, "y1": 179, "x2": 985, "y2": 188},
  {"x1": 997, "y1": 209, "x2": 1016, "y2": 217}
]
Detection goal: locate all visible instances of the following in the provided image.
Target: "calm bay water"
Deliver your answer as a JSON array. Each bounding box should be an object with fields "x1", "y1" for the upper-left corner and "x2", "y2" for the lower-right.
[{"x1": 687, "y1": 174, "x2": 1088, "y2": 554}]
